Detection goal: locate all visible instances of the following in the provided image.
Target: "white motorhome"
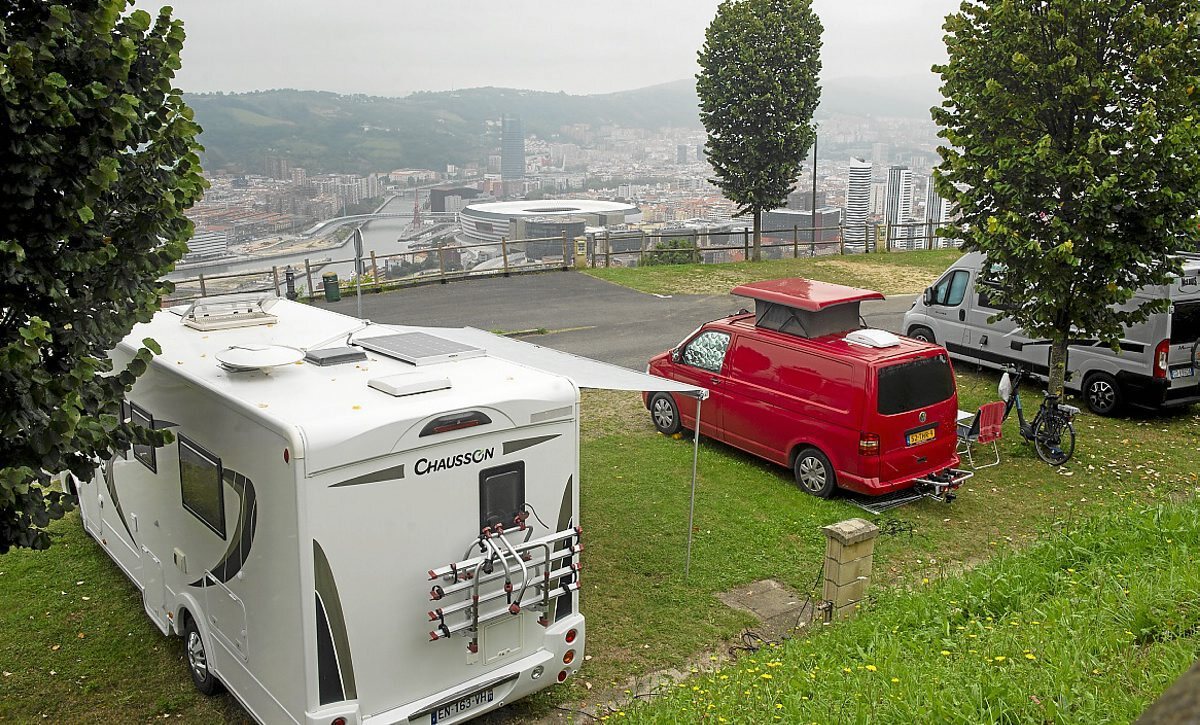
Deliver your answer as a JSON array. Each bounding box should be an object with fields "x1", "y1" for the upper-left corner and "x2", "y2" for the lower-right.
[
  {"x1": 75, "y1": 295, "x2": 699, "y2": 724},
  {"x1": 902, "y1": 251, "x2": 1200, "y2": 415}
]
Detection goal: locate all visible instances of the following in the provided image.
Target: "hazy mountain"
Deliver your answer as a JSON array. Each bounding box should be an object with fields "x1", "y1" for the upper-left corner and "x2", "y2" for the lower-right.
[{"x1": 187, "y1": 75, "x2": 939, "y2": 174}]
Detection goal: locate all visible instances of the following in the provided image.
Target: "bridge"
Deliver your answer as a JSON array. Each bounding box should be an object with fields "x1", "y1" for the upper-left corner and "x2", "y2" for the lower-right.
[{"x1": 300, "y1": 210, "x2": 458, "y2": 238}]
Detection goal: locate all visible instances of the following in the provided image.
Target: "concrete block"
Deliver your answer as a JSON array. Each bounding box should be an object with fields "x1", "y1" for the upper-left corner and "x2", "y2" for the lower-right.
[
  {"x1": 822, "y1": 518, "x2": 879, "y2": 546},
  {"x1": 825, "y1": 536, "x2": 876, "y2": 563},
  {"x1": 826, "y1": 576, "x2": 868, "y2": 606},
  {"x1": 825, "y1": 554, "x2": 873, "y2": 586}
]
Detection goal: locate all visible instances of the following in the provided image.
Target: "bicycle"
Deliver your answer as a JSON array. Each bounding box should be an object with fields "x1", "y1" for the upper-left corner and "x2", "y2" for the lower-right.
[{"x1": 998, "y1": 366, "x2": 1079, "y2": 465}]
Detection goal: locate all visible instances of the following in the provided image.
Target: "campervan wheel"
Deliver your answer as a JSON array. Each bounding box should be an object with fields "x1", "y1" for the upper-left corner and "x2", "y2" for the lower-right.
[
  {"x1": 649, "y1": 393, "x2": 683, "y2": 435},
  {"x1": 794, "y1": 447, "x2": 836, "y2": 498},
  {"x1": 183, "y1": 617, "x2": 224, "y2": 696}
]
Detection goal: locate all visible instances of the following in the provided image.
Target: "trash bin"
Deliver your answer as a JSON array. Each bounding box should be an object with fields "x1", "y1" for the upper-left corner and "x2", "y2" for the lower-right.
[{"x1": 322, "y1": 272, "x2": 340, "y2": 302}]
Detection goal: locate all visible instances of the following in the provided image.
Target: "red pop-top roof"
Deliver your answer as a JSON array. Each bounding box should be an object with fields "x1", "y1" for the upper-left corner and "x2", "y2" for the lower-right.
[{"x1": 731, "y1": 278, "x2": 885, "y2": 312}]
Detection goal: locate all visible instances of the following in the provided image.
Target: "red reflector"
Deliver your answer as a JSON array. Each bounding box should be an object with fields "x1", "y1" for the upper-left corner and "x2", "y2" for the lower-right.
[
  {"x1": 432, "y1": 420, "x2": 482, "y2": 434},
  {"x1": 557, "y1": 669, "x2": 569, "y2": 682},
  {"x1": 332, "y1": 718, "x2": 347, "y2": 725},
  {"x1": 563, "y1": 649, "x2": 576, "y2": 665},
  {"x1": 565, "y1": 628, "x2": 578, "y2": 644},
  {"x1": 283, "y1": 448, "x2": 290, "y2": 463}
]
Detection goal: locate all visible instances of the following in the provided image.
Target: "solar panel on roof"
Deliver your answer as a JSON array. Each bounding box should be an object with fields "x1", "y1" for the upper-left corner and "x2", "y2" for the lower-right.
[{"x1": 356, "y1": 332, "x2": 485, "y2": 366}]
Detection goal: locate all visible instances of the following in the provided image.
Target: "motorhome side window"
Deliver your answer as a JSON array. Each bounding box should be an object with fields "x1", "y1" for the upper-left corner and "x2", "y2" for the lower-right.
[
  {"x1": 130, "y1": 403, "x2": 156, "y2": 473},
  {"x1": 682, "y1": 331, "x2": 731, "y2": 372},
  {"x1": 480, "y1": 462, "x2": 525, "y2": 531},
  {"x1": 930, "y1": 270, "x2": 969, "y2": 306},
  {"x1": 116, "y1": 400, "x2": 131, "y2": 460},
  {"x1": 178, "y1": 436, "x2": 226, "y2": 538}
]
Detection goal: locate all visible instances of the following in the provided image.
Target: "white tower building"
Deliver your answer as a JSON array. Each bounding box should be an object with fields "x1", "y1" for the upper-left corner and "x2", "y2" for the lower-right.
[{"x1": 843, "y1": 157, "x2": 872, "y2": 251}]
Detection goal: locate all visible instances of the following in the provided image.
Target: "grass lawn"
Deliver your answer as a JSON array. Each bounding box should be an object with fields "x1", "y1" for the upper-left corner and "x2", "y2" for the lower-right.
[
  {"x1": 583, "y1": 249, "x2": 964, "y2": 296},
  {"x1": 2, "y1": 371, "x2": 1197, "y2": 722}
]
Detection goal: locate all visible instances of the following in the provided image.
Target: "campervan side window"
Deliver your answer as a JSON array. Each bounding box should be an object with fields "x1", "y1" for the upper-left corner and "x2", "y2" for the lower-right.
[
  {"x1": 931, "y1": 270, "x2": 969, "y2": 306},
  {"x1": 480, "y1": 462, "x2": 525, "y2": 531},
  {"x1": 130, "y1": 403, "x2": 156, "y2": 473},
  {"x1": 1171, "y1": 301, "x2": 1200, "y2": 344},
  {"x1": 179, "y1": 436, "x2": 226, "y2": 538},
  {"x1": 116, "y1": 400, "x2": 131, "y2": 460}
]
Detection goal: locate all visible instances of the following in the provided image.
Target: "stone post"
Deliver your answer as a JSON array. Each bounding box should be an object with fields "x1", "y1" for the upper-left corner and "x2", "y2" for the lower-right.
[{"x1": 821, "y1": 518, "x2": 879, "y2": 621}]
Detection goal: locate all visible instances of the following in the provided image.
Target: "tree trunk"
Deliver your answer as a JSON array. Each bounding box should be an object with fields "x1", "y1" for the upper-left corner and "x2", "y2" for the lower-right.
[
  {"x1": 1047, "y1": 334, "x2": 1070, "y2": 398},
  {"x1": 752, "y1": 208, "x2": 762, "y2": 262}
]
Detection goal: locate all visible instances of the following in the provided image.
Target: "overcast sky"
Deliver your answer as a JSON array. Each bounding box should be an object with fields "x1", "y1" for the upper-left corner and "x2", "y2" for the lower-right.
[{"x1": 162, "y1": 0, "x2": 960, "y2": 97}]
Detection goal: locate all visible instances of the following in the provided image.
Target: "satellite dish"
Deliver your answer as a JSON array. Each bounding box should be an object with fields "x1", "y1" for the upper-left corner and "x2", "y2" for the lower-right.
[{"x1": 216, "y1": 345, "x2": 304, "y2": 372}]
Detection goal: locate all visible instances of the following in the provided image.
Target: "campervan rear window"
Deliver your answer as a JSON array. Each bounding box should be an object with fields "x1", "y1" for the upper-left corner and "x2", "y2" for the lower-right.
[
  {"x1": 480, "y1": 462, "x2": 525, "y2": 531},
  {"x1": 179, "y1": 436, "x2": 226, "y2": 538},
  {"x1": 876, "y1": 354, "x2": 955, "y2": 415},
  {"x1": 1171, "y1": 301, "x2": 1200, "y2": 344}
]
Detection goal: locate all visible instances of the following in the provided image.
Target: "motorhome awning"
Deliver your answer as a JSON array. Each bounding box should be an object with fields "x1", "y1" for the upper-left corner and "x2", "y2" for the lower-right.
[{"x1": 400, "y1": 326, "x2": 709, "y2": 399}]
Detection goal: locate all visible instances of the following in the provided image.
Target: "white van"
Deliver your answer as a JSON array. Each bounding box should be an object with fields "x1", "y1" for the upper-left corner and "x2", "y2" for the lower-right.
[{"x1": 902, "y1": 252, "x2": 1200, "y2": 415}]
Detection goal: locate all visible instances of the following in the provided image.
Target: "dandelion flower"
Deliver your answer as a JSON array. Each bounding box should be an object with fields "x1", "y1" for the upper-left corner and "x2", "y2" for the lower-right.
[
  {"x1": 866, "y1": 665, "x2": 878, "y2": 672},
  {"x1": 1025, "y1": 654, "x2": 1037, "y2": 660},
  {"x1": 941, "y1": 650, "x2": 952, "y2": 656},
  {"x1": 994, "y1": 656, "x2": 1007, "y2": 662}
]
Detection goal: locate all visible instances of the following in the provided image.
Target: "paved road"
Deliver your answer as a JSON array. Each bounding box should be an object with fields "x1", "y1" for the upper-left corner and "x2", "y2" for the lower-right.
[{"x1": 324, "y1": 271, "x2": 916, "y2": 369}]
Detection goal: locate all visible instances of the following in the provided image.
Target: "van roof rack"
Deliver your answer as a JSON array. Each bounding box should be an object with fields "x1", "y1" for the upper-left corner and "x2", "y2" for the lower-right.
[{"x1": 180, "y1": 293, "x2": 280, "y2": 331}]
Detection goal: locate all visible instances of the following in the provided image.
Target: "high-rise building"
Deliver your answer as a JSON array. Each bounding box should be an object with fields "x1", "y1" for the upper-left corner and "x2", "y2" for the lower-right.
[
  {"x1": 787, "y1": 190, "x2": 826, "y2": 211},
  {"x1": 500, "y1": 115, "x2": 525, "y2": 182},
  {"x1": 696, "y1": 144, "x2": 706, "y2": 163},
  {"x1": 677, "y1": 145, "x2": 689, "y2": 164},
  {"x1": 872, "y1": 143, "x2": 887, "y2": 166},
  {"x1": 843, "y1": 158, "x2": 872, "y2": 250},
  {"x1": 925, "y1": 181, "x2": 954, "y2": 249},
  {"x1": 885, "y1": 165, "x2": 914, "y2": 249}
]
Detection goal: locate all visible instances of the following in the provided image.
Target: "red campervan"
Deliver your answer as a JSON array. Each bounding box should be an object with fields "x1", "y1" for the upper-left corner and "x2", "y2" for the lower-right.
[{"x1": 645, "y1": 278, "x2": 970, "y2": 504}]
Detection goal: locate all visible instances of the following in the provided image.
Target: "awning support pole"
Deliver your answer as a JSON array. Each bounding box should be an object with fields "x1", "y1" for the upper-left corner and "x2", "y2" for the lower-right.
[{"x1": 685, "y1": 396, "x2": 702, "y2": 581}]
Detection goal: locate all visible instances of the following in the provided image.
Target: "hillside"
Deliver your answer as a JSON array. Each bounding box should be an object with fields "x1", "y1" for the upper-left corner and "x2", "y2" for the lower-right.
[{"x1": 187, "y1": 75, "x2": 940, "y2": 174}]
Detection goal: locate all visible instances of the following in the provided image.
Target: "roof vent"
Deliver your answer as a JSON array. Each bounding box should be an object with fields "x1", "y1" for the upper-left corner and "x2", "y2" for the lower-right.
[
  {"x1": 844, "y1": 329, "x2": 901, "y2": 348},
  {"x1": 182, "y1": 293, "x2": 279, "y2": 331},
  {"x1": 215, "y1": 344, "x2": 304, "y2": 372}
]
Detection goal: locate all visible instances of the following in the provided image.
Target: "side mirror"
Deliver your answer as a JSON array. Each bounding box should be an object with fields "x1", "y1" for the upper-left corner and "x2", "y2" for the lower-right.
[
  {"x1": 923, "y1": 287, "x2": 934, "y2": 306},
  {"x1": 670, "y1": 348, "x2": 682, "y2": 363}
]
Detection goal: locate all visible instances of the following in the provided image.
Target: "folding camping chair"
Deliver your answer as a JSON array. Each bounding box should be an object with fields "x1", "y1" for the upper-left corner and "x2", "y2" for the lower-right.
[{"x1": 956, "y1": 400, "x2": 1005, "y2": 469}]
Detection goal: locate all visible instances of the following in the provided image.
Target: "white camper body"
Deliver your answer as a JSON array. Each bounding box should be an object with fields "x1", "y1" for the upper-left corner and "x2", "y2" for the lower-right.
[{"x1": 76, "y1": 298, "x2": 593, "y2": 724}]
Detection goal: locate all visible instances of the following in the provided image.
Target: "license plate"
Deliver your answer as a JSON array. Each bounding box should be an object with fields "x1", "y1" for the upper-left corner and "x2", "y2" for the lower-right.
[
  {"x1": 906, "y1": 428, "x2": 936, "y2": 446},
  {"x1": 431, "y1": 687, "x2": 494, "y2": 723},
  {"x1": 1170, "y1": 367, "x2": 1194, "y2": 379}
]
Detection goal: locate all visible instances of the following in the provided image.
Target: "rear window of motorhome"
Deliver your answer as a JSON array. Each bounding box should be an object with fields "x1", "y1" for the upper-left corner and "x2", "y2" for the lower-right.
[
  {"x1": 130, "y1": 403, "x2": 156, "y2": 472},
  {"x1": 179, "y1": 436, "x2": 226, "y2": 538},
  {"x1": 1171, "y1": 301, "x2": 1200, "y2": 344},
  {"x1": 480, "y1": 462, "x2": 525, "y2": 531},
  {"x1": 877, "y1": 355, "x2": 955, "y2": 415}
]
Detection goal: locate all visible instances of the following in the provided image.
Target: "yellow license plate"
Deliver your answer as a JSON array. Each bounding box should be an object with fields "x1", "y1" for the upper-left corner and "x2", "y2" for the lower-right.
[{"x1": 906, "y1": 428, "x2": 936, "y2": 446}]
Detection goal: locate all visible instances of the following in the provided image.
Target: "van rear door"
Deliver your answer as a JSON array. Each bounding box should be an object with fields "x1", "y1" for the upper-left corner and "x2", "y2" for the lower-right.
[
  {"x1": 870, "y1": 352, "x2": 959, "y2": 488},
  {"x1": 1168, "y1": 298, "x2": 1200, "y2": 385}
]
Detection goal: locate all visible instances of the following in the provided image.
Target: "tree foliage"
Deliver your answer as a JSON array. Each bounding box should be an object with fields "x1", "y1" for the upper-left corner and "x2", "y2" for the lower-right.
[
  {"x1": 696, "y1": 0, "x2": 822, "y2": 262},
  {"x1": 645, "y1": 238, "x2": 699, "y2": 266},
  {"x1": 0, "y1": 0, "x2": 205, "y2": 552},
  {"x1": 933, "y1": 0, "x2": 1200, "y2": 394}
]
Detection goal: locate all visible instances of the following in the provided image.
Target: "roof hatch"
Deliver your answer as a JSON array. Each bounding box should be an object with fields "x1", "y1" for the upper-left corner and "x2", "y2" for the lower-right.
[
  {"x1": 732, "y1": 278, "x2": 885, "y2": 339},
  {"x1": 181, "y1": 293, "x2": 280, "y2": 331}
]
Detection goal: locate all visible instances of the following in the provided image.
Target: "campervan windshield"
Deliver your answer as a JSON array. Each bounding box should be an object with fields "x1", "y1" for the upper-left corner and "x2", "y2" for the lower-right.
[
  {"x1": 877, "y1": 354, "x2": 955, "y2": 415},
  {"x1": 1171, "y1": 301, "x2": 1200, "y2": 344}
]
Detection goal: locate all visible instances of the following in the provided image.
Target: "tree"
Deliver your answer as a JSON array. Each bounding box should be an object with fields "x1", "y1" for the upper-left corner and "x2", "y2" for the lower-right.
[
  {"x1": 696, "y1": 0, "x2": 822, "y2": 262},
  {"x1": 0, "y1": 0, "x2": 206, "y2": 552},
  {"x1": 933, "y1": 0, "x2": 1200, "y2": 397}
]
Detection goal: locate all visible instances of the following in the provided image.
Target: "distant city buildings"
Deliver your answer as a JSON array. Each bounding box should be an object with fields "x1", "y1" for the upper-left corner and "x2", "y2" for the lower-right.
[
  {"x1": 885, "y1": 165, "x2": 915, "y2": 249},
  {"x1": 501, "y1": 114, "x2": 525, "y2": 191},
  {"x1": 676, "y1": 145, "x2": 689, "y2": 164},
  {"x1": 843, "y1": 158, "x2": 872, "y2": 250}
]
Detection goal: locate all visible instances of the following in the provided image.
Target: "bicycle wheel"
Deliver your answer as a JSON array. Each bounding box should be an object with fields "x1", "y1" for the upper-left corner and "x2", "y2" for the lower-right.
[{"x1": 1033, "y1": 411, "x2": 1075, "y2": 465}]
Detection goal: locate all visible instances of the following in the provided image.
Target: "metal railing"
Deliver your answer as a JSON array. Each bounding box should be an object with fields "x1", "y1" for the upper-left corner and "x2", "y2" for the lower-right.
[{"x1": 163, "y1": 220, "x2": 962, "y2": 305}]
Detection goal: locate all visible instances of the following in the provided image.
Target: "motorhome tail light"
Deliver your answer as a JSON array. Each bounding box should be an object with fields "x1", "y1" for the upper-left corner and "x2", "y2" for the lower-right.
[
  {"x1": 565, "y1": 628, "x2": 578, "y2": 644},
  {"x1": 1154, "y1": 339, "x2": 1170, "y2": 379},
  {"x1": 563, "y1": 649, "x2": 576, "y2": 665},
  {"x1": 859, "y1": 432, "x2": 881, "y2": 456},
  {"x1": 557, "y1": 670, "x2": 569, "y2": 683},
  {"x1": 331, "y1": 718, "x2": 347, "y2": 725},
  {"x1": 420, "y1": 411, "x2": 493, "y2": 437},
  {"x1": 283, "y1": 448, "x2": 290, "y2": 463}
]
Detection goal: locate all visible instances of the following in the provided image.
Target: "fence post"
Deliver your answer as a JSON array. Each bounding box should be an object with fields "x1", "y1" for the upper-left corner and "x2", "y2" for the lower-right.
[
  {"x1": 272, "y1": 266, "x2": 281, "y2": 296},
  {"x1": 605, "y1": 232, "x2": 611, "y2": 268},
  {"x1": 370, "y1": 250, "x2": 380, "y2": 290},
  {"x1": 793, "y1": 225, "x2": 799, "y2": 259},
  {"x1": 561, "y1": 232, "x2": 569, "y2": 271},
  {"x1": 501, "y1": 237, "x2": 511, "y2": 277},
  {"x1": 692, "y1": 231, "x2": 700, "y2": 264},
  {"x1": 639, "y1": 230, "x2": 647, "y2": 267},
  {"x1": 304, "y1": 258, "x2": 314, "y2": 298},
  {"x1": 198, "y1": 273, "x2": 207, "y2": 298},
  {"x1": 743, "y1": 228, "x2": 750, "y2": 260},
  {"x1": 437, "y1": 247, "x2": 447, "y2": 283}
]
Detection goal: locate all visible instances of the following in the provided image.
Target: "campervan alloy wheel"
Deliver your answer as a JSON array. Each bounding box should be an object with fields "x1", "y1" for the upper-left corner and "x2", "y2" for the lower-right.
[
  {"x1": 1082, "y1": 372, "x2": 1122, "y2": 416},
  {"x1": 649, "y1": 393, "x2": 683, "y2": 435},
  {"x1": 183, "y1": 617, "x2": 224, "y2": 696},
  {"x1": 908, "y1": 326, "x2": 935, "y2": 344},
  {"x1": 793, "y1": 447, "x2": 835, "y2": 498}
]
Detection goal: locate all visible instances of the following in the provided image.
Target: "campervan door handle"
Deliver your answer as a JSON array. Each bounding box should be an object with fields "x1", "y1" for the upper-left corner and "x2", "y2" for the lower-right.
[
  {"x1": 709, "y1": 376, "x2": 721, "y2": 386},
  {"x1": 959, "y1": 309, "x2": 966, "y2": 321}
]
